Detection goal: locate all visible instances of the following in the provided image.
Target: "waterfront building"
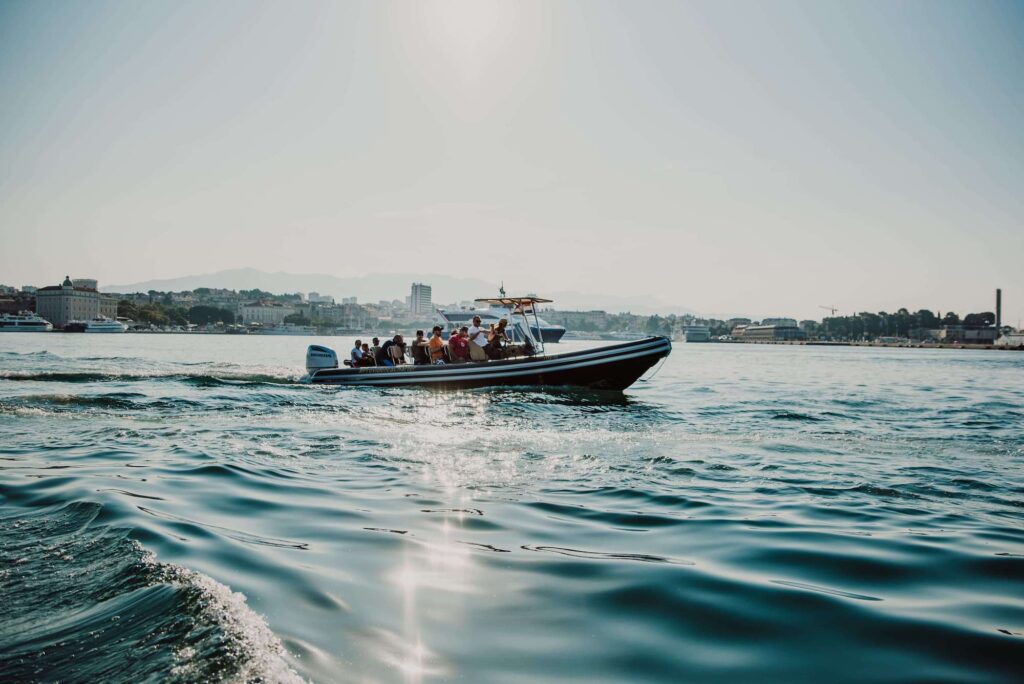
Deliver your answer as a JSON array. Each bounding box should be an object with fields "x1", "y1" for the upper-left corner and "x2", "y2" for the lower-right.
[
  {"x1": 35, "y1": 276, "x2": 118, "y2": 328},
  {"x1": 238, "y1": 301, "x2": 297, "y2": 325},
  {"x1": 936, "y1": 326, "x2": 998, "y2": 344},
  {"x1": 71, "y1": 278, "x2": 98, "y2": 290},
  {"x1": 761, "y1": 317, "x2": 799, "y2": 328},
  {"x1": 741, "y1": 324, "x2": 806, "y2": 342},
  {"x1": 995, "y1": 332, "x2": 1024, "y2": 347},
  {"x1": 308, "y1": 292, "x2": 335, "y2": 304},
  {"x1": 410, "y1": 283, "x2": 432, "y2": 315},
  {"x1": 310, "y1": 303, "x2": 368, "y2": 330},
  {"x1": 543, "y1": 310, "x2": 611, "y2": 331}
]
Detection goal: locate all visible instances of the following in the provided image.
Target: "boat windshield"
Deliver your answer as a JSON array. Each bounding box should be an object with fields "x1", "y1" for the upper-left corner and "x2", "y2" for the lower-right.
[{"x1": 474, "y1": 295, "x2": 551, "y2": 355}]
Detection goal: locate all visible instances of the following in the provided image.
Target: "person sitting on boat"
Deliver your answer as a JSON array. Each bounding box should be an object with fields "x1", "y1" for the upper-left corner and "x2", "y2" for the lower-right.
[
  {"x1": 360, "y1": 342, "x2": 375, "y2": 366},
  {"x1": 350, "y1": 339, "x2": 364, "y2": 366},
  {"x1": 371, "y1": 337, "x2": 383, "y2": 365},
  {"x1": 411, "y1": 330, "x2": 430, "y2": 365},
  {"x1": 428, "y1": 326, "x2": 446, "y2": 364},
  {"x1": 468, "y1": 315, "x2": 489, "y2": 362},
  {"x1": 380, "y1": 335, "x2": 404, "y2": 367},
  {"x1": 486, "y1": 319, "x2": 511, "y2": 360},
  {"x1": 448, "y1": 326, "x2": 470, "y2": 363}
]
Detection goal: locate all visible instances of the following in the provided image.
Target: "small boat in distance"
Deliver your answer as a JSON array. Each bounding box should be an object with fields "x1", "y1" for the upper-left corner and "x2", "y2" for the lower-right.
[
  {"x1": 306, "y1": 295, "x2": 671, "y2": 390},
  {"x1": 0, "y1": 311, "x2": 53, "y2": 332},
  {"x1": 65, "y1": 316, "x2": 127, "y2": 333}
]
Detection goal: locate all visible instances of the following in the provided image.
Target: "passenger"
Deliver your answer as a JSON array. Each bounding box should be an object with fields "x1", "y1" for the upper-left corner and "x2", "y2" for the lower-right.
[
  {"x1": 360, "y1": 342, "x2": 374, "y2": 366},
  {"x1": 486, "y1": 319, "x2": 510, "y2": 360},
  {"x1": 428, "y1": 325, "x2": 446, "y2": 364},
  {"x1": 350, "y1": 339, "x2": 363, "y2": 366},
  {"x1": 448, "y1": 326, "x2": 470, "y2": 363},
  {"x1": 371, "y1": 337, "x2": 383, "y2": 365},
  {"x1": 380, "y1": 335, "x2": 404, "y2": 367},
  {"x1": 411, "y1": 330, "x2": 430, "y2": 365},
  {"x1": 468, "y1": 315, "x2": 489, "y2": 362}
]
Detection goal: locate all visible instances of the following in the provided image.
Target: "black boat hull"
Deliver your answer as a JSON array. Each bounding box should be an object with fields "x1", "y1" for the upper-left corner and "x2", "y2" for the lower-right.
[
  {"x1": 534, "y1": 326, "x2": 567, "y2": 344},
  {"x1": 309, "y1": 337, "x2": 671, "y2": 390}
]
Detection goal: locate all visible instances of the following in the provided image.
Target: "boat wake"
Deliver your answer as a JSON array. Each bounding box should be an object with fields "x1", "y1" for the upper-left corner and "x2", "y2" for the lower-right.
[
  {"x1": 0, "y1": 370, "x2": 298, "y2": 386},
  {"x1": 0, "y1": 501, "x2": 302, "y2": 683}
]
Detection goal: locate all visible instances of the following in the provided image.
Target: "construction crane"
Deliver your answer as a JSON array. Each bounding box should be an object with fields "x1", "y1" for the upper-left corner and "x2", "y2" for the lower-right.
[{"x1": 819, "y1": 305, "x2": 839, "y2": 316}]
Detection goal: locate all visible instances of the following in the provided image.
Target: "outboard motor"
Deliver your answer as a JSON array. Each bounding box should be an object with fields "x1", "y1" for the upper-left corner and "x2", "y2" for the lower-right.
[{"x1": 306, "y1": 345, "x2": 338, "y2": 374}]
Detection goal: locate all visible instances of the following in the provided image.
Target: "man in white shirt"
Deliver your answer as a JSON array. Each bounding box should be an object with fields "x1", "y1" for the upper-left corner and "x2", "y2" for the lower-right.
[
  {"x1": 467, "y1": 316, "x2": 488, "y2": 362},
  {"x1": 350, "y1": 339, "x2": 364, "y2": 366}
]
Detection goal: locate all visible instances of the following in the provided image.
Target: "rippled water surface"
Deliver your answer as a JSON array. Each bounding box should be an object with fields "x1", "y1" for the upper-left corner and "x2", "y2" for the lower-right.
[{"x1": 1, "y1": 334, "x2": 1022, "y2": 682}]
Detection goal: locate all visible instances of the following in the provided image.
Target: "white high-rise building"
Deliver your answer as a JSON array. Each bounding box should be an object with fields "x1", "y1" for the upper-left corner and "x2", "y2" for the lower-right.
[{"x1": 410, "y1": 283, "x2": 432, "y2": 315}]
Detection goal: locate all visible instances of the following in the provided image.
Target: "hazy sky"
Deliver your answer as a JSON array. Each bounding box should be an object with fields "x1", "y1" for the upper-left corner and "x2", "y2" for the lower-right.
[{"x1": 1, "y1": 0, "x2": 1021, "y2": 322}]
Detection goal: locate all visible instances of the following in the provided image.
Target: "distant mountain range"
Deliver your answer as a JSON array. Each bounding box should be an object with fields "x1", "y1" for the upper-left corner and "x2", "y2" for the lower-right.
[{"x1": 105, "y1": 268, "x2": 691, "y2": 315}]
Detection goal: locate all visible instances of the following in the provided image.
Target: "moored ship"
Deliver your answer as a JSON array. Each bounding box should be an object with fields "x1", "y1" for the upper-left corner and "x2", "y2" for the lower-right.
[
  {"x1": 65, "y1": 315, "x2": 128, "y2": 333},
  {"x1": 0, "y1": 312, "x2": 53, "y2": 332}
]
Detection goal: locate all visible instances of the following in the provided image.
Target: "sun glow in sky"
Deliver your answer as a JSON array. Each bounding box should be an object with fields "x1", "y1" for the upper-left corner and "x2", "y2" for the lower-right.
[{"x1": 1, "y1": 0, "x2": 1021, "y2": 321}]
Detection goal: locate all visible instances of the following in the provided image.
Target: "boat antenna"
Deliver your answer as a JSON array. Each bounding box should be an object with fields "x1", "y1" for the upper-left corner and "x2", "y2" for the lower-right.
[{"x1": 499, "y1": 282, "x2": 506, "y2": 297}]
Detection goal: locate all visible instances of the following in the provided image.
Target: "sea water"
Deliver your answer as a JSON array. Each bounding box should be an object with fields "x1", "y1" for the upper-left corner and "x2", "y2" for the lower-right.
[{"x1": 1, "y1": 335, "x2": 1022, "y2": 682}]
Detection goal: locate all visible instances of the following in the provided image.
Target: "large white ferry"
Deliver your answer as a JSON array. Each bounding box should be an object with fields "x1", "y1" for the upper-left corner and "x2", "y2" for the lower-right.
[
  {"x1": 0, "y1": 312, "x2": 53, "y2": 332},
  {"x1": 65, "y1": 316, "x2": 128, "y2": 333}
]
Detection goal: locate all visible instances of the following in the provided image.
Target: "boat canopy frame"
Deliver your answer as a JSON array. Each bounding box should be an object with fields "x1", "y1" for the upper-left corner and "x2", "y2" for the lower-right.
[{"x1": 474, "y1": 296, "x2": 552, "y2": 356}]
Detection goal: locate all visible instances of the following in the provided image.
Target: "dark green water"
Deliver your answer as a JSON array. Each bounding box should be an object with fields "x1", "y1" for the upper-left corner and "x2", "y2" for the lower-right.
[{"x1": 1, "y1": 335, "x2": 1022, "y2": 682}]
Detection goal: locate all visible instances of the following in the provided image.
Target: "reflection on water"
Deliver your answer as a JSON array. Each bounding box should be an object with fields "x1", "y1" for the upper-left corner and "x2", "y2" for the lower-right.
[{"x1": 1, "y1": 336, "x2": 1023, "y2": 682}]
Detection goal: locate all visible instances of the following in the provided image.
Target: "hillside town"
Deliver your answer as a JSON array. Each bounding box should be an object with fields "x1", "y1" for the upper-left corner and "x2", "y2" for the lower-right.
[{"x1": 0, "y1": 277, "x2": 1019, "y2": 347}]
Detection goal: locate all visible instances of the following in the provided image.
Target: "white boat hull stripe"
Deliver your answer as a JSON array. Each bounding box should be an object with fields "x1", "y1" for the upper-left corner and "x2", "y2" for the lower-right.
[{"x1": 312, "y1": 342, "x2": 670, "y2": 385}]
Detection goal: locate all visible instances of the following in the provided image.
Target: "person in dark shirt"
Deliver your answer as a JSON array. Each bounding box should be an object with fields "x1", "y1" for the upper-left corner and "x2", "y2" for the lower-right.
[
  {"x1": 411, "y1": 330, "x2": 430, "y2": 365},
  {"x1": 380, "y1": 335, "x2": 405, "y2": 367}
]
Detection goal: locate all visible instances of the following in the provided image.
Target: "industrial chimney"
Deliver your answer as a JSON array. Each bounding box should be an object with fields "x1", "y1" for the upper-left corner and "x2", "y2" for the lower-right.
[{"x1": 996, "y1": 288, "x2": 1002, "y2": 338}]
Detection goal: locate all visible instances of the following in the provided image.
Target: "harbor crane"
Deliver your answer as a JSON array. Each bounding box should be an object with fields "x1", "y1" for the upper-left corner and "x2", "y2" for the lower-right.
[{"x1": 819, "y1": 305, "x2": 839, "y2": 316}]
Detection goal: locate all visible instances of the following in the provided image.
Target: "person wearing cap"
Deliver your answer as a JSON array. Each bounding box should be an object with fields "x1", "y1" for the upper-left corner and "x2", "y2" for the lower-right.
[
  {"x1": 428, "y1": 325, "x2": 446, "y2": 363},
  {"x1": 467, "y1": 315, "x2": 488, "y2": 362}
]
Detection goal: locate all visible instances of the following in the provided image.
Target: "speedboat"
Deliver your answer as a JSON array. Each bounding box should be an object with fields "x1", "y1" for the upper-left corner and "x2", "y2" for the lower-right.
[
  {"x1": 305, "y1": 296, "x2": 671, "y2": 390},
  {"x1": 0, "y1": 311, "x2": 53, "y2": 332},
  {"x1": 65, "y1": 316, "x2": 127, "y2": 333}
]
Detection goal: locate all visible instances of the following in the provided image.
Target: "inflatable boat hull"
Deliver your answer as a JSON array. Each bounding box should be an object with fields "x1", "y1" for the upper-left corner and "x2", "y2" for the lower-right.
[{"x1": 308, "y1": 336, "x2": 671, "y2": 390}]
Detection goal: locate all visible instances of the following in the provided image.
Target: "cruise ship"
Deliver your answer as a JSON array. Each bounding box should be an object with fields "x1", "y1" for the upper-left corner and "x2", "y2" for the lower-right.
[
  {"x1": 0, "y1": 312, "x2": 53, "y2": 332},
  {"x1": 676, "y1": 324, "x2": 711, "y2": 342},
  {"x1": 65, "y1": 316, "x2": 128, "y2": 333}
]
